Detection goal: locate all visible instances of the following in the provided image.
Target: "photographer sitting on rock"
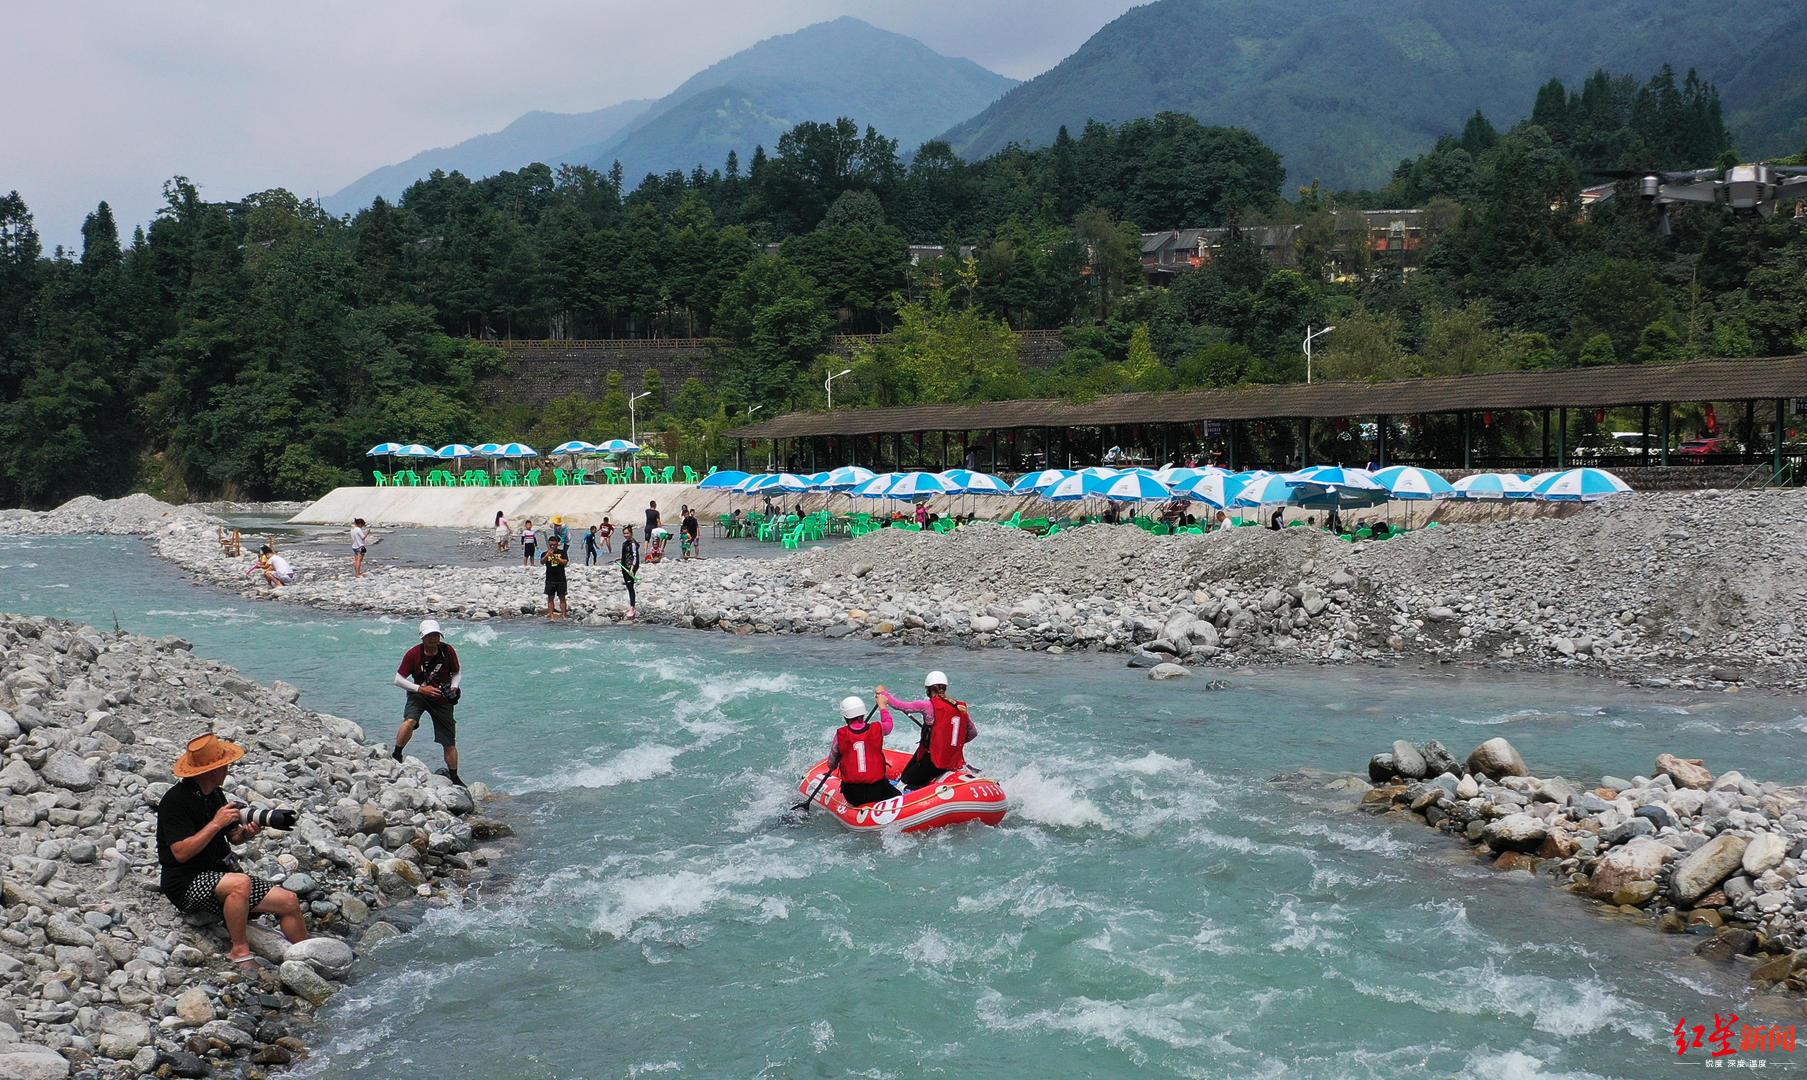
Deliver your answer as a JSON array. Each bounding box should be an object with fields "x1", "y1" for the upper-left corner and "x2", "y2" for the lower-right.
[{"x1": 156, "y1": 733, "x2": 309, "y2": 969}]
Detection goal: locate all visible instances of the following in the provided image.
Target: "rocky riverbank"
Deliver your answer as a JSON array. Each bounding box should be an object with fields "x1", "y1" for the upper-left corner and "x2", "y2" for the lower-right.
[
  {"x1": 6, "y1": 487, "x2": 1806, "y2": 690},
  {"x1": 1364, "y1": 736, "x2": 1807, "y2": 1000},
  {"x1": 0, "y1": 612, "x2": 511, "y2": 1079}
]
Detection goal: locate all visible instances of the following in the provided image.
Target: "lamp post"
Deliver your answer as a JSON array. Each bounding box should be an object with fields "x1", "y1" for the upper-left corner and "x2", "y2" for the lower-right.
[
  {"x1": 1303, "y1": 324, "x2": 1336, "y2": 384},
  {"x1": 628, "y1": 391, "x2": 651, "y2": 445},
  {"x1": 825, "y1": 368, "x2": 852, "y2": 411}
]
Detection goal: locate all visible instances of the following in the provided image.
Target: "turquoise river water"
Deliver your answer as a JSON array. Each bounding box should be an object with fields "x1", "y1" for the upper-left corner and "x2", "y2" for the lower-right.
[{"x1": 4, "y1": 535, "x2": 1805, "y2": 1078}]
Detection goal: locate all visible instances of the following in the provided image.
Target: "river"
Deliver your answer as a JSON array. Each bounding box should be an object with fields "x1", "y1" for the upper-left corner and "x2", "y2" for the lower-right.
[{"x1": 4, "y1": 534, "x2": 1799, "y2": 1077}]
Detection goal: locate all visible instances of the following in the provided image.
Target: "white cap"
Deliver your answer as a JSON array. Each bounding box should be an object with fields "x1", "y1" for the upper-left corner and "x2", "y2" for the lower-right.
[
  {"x1": 839, "y1": 695, "x2": 868, "y2": 720},
  {"x1": 419, "y1": 619, "x2": 443, "y2": 638},
  {"x1": 924, "y1": 670, "x2": 948, "y2": 688}
]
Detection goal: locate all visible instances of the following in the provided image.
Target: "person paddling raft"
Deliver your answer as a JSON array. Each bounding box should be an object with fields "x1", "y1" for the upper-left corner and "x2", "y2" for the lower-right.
[
  {"x1": 828, "y1": 695, "x2": 899, "y2": 807},
  {"x1": 877, "y1": 670, "x2": 976, "y2": 791}
]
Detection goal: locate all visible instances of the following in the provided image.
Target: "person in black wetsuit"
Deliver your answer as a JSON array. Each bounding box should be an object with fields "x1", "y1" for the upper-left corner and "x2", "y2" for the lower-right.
[{"x1": 619, "y1": 525, "x2": 641, "y2": 618}]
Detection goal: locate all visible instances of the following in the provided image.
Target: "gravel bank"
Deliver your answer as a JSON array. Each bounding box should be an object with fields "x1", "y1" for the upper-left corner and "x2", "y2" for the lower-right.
[
  {"x1": 1362, "y1": 736, "x2": 1807, "y2": 1000},
  {"x1": 0, "y1": 611, "x2": 510, "y2": 1079},
  {"x1": 6, "y1": 488, "x2": 1805, "y2": 691}
]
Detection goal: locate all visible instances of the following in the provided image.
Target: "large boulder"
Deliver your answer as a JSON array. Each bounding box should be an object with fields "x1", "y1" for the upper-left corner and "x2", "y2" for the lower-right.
[
  {"x1": 1587, "y1": 838, "x2": 1674, "y2": 900},
  {"x1": 1655, "y1": 753, "x2": 1714, "y2": 790},
  {"x1": 1420, "y1": 740, "x2": 1460, "y2": 777},
  {"x1": 1670, "y1": 834, "x2": 1749, "y2": 905},
  {"x1": 37, "y1": 751, "x2": 97, "y2": 792},
  {"x1": 1466, "y1": 738, "x2": 1528, "y2": 780},
  {"x1": 1742, "y1": 832, "x2": 1788, "y2": 877},
  {"x1": 1482, "y1": 813, "x2": 1547, "y2": 852},
  {"x1": 0, "y1": 1046, "x2": 70, "y2": 1080},
  {"x1": 1368, "y1": 753, "x2": 1397, "y2": 783},
  {"x1": 1390, "y1": 741, "x2": 1427, "y2": 779},
  {"x1": 94, "y1": 1012, "x2": 151, "y2": 1060},
  {"x1": 278, "y1": 960, "x2": 336, "y2": 1005},
  {"x1": 285, "y1": 937, "x2": 354, "y2": 981}
]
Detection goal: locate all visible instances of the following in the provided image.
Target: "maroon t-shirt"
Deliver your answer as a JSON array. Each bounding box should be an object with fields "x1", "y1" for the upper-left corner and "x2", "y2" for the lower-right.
[{"x1": 398, "y1": 644, "x2": 459, "y2": 689}]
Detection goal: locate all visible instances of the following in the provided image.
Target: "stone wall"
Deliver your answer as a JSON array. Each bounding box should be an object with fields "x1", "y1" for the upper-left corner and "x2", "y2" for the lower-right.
[
  {"x1": 485, "y1": 330, "x2": 1070, "y2": 407},
  {"x1": 1443, "y1": 464, "x2": 1784, "y2": 492}
]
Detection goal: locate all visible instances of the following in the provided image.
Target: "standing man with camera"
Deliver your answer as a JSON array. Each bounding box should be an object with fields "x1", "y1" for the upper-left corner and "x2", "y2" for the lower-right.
[
  {"x1": 391, "y1": 619, "x2": 466, "y2": 786},
  {"x1": 156, "y1": 734, "x2": 310, "y2": 969}
]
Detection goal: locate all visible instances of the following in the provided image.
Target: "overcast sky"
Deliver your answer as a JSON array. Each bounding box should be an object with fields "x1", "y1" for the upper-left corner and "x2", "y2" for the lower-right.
[{"x1": 5, "y1": 0, "x2": 1144, "y2": 250}]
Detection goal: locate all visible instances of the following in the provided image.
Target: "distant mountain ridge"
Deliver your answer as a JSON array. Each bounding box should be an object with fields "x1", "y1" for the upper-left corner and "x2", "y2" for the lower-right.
[
  {"x1": 942, "y1": 0, "x2": 1807, "y2": 190},
  {"x1": 324, "y1": 99, "x2": 653, "y2": 213},
  {"x1": 587, "y1": 17, "x2": 1018, "y2": 181},
  {"x1": 325, "y1": 17, "x2": 1017, "y2": 214}
]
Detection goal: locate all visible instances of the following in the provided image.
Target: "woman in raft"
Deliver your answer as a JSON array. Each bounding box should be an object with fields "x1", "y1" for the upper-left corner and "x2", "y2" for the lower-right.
[
  {"x1": 826, "y1": 694, "x2": 900, "y2": 807},
  {"x1": 877, "y1": 670, "x2": 976, "y2": 792}
]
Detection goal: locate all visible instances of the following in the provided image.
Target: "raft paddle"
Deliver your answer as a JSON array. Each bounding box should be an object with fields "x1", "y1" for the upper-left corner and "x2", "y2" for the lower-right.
[{"x1": 785, "y1": 703, "x2": 878, "y2": 822}]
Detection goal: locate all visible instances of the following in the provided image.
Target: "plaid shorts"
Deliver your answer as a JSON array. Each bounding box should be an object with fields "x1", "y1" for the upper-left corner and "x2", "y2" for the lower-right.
[{"x1": 182, "y1": 871, "x2": 277, "y2": 915}]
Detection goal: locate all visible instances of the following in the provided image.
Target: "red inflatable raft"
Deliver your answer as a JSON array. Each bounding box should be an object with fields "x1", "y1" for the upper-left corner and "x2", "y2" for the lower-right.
[{"x1": 797, "y1": 748, "x2": 1008, "y2": 832}]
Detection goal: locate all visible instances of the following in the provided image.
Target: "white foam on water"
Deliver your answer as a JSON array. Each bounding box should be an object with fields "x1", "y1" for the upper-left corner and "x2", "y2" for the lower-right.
[
  {"x1": 457, "y1": 624, "x2": 499, "y2": 646},
  {"x1": 974, "y1": 988, "x2": 1206, "y2": 1058},
  {"x1": 1001, "y1": 765, "x2": 1108, "y2": 829},
  {"x1": 810, "y1": 1020, "x2": 834, "y2": 1053},
  {"x1": 145, "y1": 607, "x2": 261, "y2": 623},
  {"x1": 1267, "y1": 894, "x2": 1349, "y2": 955},
  {"x1": 513, "y1": 742, "x2": 683, "y2": 793},
  {"x1": 626, "y1": 1063, "x2": 682, "y2": 1077},
  {"x1": 1339, "y1": 962, "x2": 1657, "y2": 1040},
  {"x1": 1465, "y1": 1049, "x2": 1609, "y2": 1080},
  {"x1": 1120, "y1": 751, "x2": 1189, "y2": 775},
  {"x1": 586, "y1": 836, "x2": 824, "y2": 939},
  {"x1": 1188, "y1": 921, "x2": 1245, "y2": 957},
  {"x1": 1676, "y1": 719, "x2": 1726, "y2": 735},
  {"x1": 284, "y1": 956, "x2": 491, "y2": 1076},
  {"x1": 1289, "y1": 818, "x2": 1418, "y2": 857}
]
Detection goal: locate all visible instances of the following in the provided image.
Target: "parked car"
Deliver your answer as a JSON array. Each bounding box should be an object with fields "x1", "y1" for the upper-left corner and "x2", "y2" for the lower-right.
[{"x1": 1676, "y1": 436, "x2": 1739, "y2": 457}]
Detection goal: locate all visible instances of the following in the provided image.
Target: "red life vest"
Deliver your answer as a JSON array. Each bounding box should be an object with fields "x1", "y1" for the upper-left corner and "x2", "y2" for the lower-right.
[
  {"x1": 928, "y1": 696, "x2": 971, "y2": 770},
  {"x1": 834, "y1": 721, "x2": 887, "y2": 783}
]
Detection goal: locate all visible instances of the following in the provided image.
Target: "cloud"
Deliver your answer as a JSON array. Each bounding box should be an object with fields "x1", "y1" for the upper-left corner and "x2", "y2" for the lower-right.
[{"x1": 3, "y1": 1, "x2": 1141, "y2": 249}]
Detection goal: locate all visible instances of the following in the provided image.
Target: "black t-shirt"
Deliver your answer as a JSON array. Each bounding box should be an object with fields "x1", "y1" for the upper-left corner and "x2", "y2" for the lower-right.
[
  {"x1": 645, "y1": 508, "x2": 659, "y2": 535},
  {"x1": 542, "y1": 548, "x2": 568, "y2": 587},
  {"x1": 156, "y1": 778, "x2": 237, "y2": 902}
]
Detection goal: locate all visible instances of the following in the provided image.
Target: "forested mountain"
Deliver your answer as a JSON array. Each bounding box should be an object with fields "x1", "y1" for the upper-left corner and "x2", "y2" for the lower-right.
[
  {"x1": 324, "y1": 100, "x2": 653, "y2": 214},
  {"x1": 943, "y1": 0, "x2": 1807, "y2": 189},
  {"x1": 585, "y1": 17, "x2": 1017, "y2": 185}
]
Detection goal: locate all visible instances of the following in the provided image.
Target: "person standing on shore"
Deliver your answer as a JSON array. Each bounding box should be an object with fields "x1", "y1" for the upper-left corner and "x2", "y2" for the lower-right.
[
  {"x1": 681, "y1": 506, "x2": 700, "y2": 560},
  {"x1": 550, "y1": 515, "x2": 568, "y2": 548},
  {"x1": 521, "y1": 519, "x2": 537, "y2": 567},
  {"x1": 351, "y1": 518, "x2": 371, "y2": 578},
  {"x1": 583, "y1": 526, "x2": 599, "y2": 566},
  {"x1": 494, "y1": 511, "x2": 511, "y2": 554},
  {"x1": 542, "y1": 542, "x2": 569, "y2": 620},
  {"x1": 879, "y1": 671, "x2": 976, "y2": 791},
  {"x1": 619, "y1": 524, "x2": 641, "y2": 619},
  {"x1": 391, "y1": 620, "x2": 465, "y2": 786},
  {"x1": 598, "y1": 516, "x2": 615, "y2": 555},
  {"x1": 645, "y1": 501, "x2": 660, "y2": 542}
]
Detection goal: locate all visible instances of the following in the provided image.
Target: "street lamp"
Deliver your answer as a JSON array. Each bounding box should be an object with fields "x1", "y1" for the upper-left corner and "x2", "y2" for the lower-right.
[
  {"x1": 1303, "y1": 324, "x2": 1336, "y2": 384},
  {"x1": 825, "y1": 368, "x2": 852, "y2": 411},
  {"x1": 628, "y1": 391, "x2": 651, "y2": 444}
]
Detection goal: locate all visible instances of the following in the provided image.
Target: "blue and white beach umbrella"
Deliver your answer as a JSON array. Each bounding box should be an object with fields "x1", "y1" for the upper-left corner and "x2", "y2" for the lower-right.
[
  {"x1": 396, "y1": 443, "x2": 437, "y2": 458},
  {"x1": 1233, "y1": 474, "x2": 1325, "y2": 507},
  {"x1": 1293, "y1": 465, "x2": 1383, "y2": 491},
  {"x1": 487, "y1": 442, "x2": 539, "y2": 459},
  {"x1": 1042, "y1": 471, "x2": 1116, "y2": 502},
  {"x1": 850, "y1": 473, "x2": 899, "y2": 498},
  {"x1": 1079, "y1": 466, "x2": 1122, "y2": 480},
  {"x1": 1452, "y1": 472, "x2": 1534, "y2": 500},
  {"x1": 472, "y1": 442, "x2": 503, "y2": 457},
  {"x1": 435, "y1": 444, "x2": 477, "y2": 459},
  {"x1": 1011, "y1": 469, "x2": 1072, "y2": 493},
  {"x1": 1532, "y1": 467, "x2": 1632, "y2": 502},
  {"x1": 942, "y1": 469, "x2": 1011, "y2": 495},
  {"x1": 1371, "y1": 465, "x2": 1456, "y2": 500},
  {"x1": 697, "y1": 469, "x2": 748, "y2": 490},
  {"x1": 550, "y1": 440, "x2": 598, "y2": 455},
  {"x1": 822, "y1": 465, "x2": 877, "y2": 490},
  {"x1": 886, "y1": 471, "x2": 956, "y2": 500},
  {"x1": 800, "y1": 471, "x2": 831, "y2": 490},
  {"x1": 366, "y1": 442, "x2": 405, "y2": 457},
  {"x1": 596, "y1": 438, "x2": 641, "y2": 454},
  {"x1": 743, "y1": 472, "x2": 810, "y2": 494},
  {"x1": 1174, "y1": 471, "x2": 1247, "y2": 509},
  {"x1": 1098, "y1": 471, "x2": 1174, "y2": 503}
]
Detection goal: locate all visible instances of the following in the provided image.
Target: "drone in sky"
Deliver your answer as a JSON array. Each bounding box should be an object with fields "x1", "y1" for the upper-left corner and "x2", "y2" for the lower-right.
[{"x1": 1591, "y1": 162, "x2": 1807, "y2": 232}]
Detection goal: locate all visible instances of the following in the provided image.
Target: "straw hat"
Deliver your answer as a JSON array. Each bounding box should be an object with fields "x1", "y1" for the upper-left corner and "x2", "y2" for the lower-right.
[
  {"x1": 552, "y1": 515, "x2": 564, "y2": 525},
  {"x1": 173, "y1": 733, "x2": 245, "y2": 778}
]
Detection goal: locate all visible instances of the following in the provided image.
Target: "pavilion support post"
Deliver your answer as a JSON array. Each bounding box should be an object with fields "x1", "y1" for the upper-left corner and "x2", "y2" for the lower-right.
[
  {"x1": 1541, "y1": 408, "x2": 1551, "y2": 467},
  {"x1": 1777, "y1": 398, "x2": 1787, "y2": 478},
  {"x1": 1642, "y1": 405, "x2": 1652, "y2": 466},
  {"x1": 1043, "y1": 426, "x2": 1052, "y2": 471},
  {"x1": 1461, "y1": 412, "x2": 1472, "y2": 469},
  {"x1": 1660, "y1": 403, "x2": 1671, "y2": 466},
  {"x1": 1377, "y1": 414, "x2": 1389, "y2": 468},
  {"x1": 1745, "y1": 400, "x2": 1756, "y2": 463},
  {"x1": 1556, "y1": 409, "x2": 1567, "y2": 468},
  {"x1": 1161, "y1": 423, "x2": 1171, "y2": 465},
  {"x1": 735, "y1": 440, "x2": 744, "y2": 471},
  {"x1": 1299, "y1": 418, "x2": 1311, "y2": 468},
  {"x1": 1228, "y1": 421, "x2": 1239, "y2": 470},
  {"x1": 990, "y1": 430, "x2": 999, "y2": 473}
]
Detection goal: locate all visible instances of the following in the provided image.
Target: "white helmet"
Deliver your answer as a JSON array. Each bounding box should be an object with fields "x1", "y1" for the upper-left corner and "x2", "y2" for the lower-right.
[
  {"x1": 924, "y1": 670, "x2": 949, "y2": 689},
  {"x1": 839, "y1": 695, "x2": 868, "y2": 720}
]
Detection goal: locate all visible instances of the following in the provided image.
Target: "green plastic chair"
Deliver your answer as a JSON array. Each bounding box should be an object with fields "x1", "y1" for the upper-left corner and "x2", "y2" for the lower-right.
[
  {"x1": 553, "y1": 468, "x2": 569, "y2": 486},
  {"x1": 683, "y1": 466, "x2": 699, "y2": 484},
  {"x1": 498, "y1": 470, "x2": 519, "y2": 487},
  {"x1": 372, "y1": 470, "x2": 387, "y2": 487},
  {"x1": 781, "y1": 526, "x2": 806, "y2": 550},
  {"x1": 642, "y1": 465, "x2": 657, "y2": 484},
  {"x1": 661, "y1": 465, "x2": 676, "y2": 483}
]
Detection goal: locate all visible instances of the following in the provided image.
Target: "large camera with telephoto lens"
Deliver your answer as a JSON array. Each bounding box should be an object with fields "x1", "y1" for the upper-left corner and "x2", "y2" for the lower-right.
[
  {"x1": 232, "y1": 802, "x2": 298, "y2": 830},
  {"x1": 440, "y1": 686, "x2": 460, "y2": 705}
]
